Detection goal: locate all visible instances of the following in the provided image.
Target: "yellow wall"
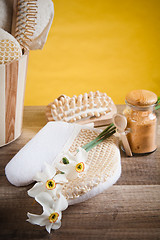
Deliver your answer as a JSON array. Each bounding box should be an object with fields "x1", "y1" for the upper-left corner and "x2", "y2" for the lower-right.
[{"x1": 24, "y1": 0, "x2": 160, "y2": 106}]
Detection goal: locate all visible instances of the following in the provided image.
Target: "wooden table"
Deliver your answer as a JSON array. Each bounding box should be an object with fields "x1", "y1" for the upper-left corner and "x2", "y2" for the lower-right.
[{"x1": 0, "y1": 105, "x2": 160, "y2": 240}]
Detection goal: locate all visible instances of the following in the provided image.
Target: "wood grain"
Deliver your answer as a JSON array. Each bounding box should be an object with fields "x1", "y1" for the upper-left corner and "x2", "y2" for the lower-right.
[
  {"x1": 0, "y1": 105, "x2": 159, "y2": 240},
  {"x1": 5, "y1": 60, "x2": 18, "y2": 143}
]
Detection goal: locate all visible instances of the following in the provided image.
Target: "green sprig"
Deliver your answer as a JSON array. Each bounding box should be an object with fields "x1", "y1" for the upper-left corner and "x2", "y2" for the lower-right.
[
  {"x1": 82, "y1": 123, "x2": 116, "y2": 152},
  {"x1": 155, "y1": 96, "x2": 160, "y2": 110}
]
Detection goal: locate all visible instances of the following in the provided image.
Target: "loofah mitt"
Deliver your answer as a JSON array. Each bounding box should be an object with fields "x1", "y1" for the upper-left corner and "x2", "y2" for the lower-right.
[
  {"x1": 0, "y1": 28, "x2": 22, "y2": 64},
  {"x1": 5, "y1": 122, "x2": 121, "y2": 205}
]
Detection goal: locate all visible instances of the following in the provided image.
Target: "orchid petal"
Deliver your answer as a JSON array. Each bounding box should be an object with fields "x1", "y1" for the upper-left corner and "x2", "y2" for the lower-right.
[
  {"x1": 28, "y1": 182, "x2": 44, "y2": 198},
  {"x1": 27, "y1": 213, "x2": 48, "y2": 226},
  {"x1": 35, "y1": 192, "x2": 54, "y2": 212},
  {"x1": 52, "y1": 221, "x2": 61, "y2": 230},
  {"x1": 33, "y1": 171, "x2": 47, "y2": 182},
  {"x1": 63, "y1": 151, "x2": 76, "y2": 161},
  {"x1": 55, "y1": 163, "x2": 71, "y2": 174},
  {"x1": 49, "y1": 184, "x2": 62, "y2": 199},
  {"x1": 43, "y1": 162, "x2": 56, "y2": 179},
  {"x1": 76, "y1": 147, "x2": 88, "y2": 163},
  {"x1": 54, "y1": 174, "x2": 68, "y2": 183},
  {"x1": 54, "y1": 193, "x2": 68, "y2": 212},
  {"x1": 46, "y1": 223, "x2": 53, "y2": 233}
]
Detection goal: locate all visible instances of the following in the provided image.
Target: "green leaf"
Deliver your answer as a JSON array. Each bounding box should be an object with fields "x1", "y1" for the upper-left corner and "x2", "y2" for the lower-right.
[
  {"x1": 85, "y1": 129, "x2": 116, "y2": 152},
  {"x1": 62, "y1": 157, "x2": 69, "y2": 164},
  {"x1": 82, "y1": 124, "x2": 116, "y2": 150}
]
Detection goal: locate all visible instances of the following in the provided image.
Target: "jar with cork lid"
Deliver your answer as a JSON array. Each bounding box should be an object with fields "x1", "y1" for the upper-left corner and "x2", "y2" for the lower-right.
[{"x1": 123, "y1": 90, "x2": 158, "y2": 155}]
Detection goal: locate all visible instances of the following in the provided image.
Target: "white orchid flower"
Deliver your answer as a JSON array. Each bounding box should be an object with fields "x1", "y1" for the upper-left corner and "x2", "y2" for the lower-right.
[
  {"x1": 28, "y1": 162, "x2": 68, "y2": 199},
  {"x1": 27, "y1": 192, "x2": 68, "y2": 233},
  {"x1": 56, "y1": 147, "x2": 89, "y2": 180}
]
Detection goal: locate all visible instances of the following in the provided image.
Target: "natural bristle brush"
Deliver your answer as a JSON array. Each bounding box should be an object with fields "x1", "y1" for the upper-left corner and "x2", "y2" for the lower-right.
[
  {"x1": 11, "y1": 0, "x2": 38, "y2": 48},
  {"x1": 46, "y1": 91, "x2": 117, "y2": 127}
]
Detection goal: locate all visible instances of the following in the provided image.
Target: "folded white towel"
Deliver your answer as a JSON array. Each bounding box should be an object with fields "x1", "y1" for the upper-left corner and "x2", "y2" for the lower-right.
[
  {"x1": 0, "y1": 0, "x2": 13, "y2": 33},
  {"x1": 5, "y1": 122, "x2": 76, "y2": 186},
  {"x1": 5, "y1": 122, "x2": 94, "y2": 187}
]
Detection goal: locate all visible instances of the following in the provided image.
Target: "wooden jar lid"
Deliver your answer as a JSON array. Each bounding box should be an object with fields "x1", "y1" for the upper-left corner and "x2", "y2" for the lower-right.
[{"x1": 125, "y1": 90, "x2": 157, "y2": 106}]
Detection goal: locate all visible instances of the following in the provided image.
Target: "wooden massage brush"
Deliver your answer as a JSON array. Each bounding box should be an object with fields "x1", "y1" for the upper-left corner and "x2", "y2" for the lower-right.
[
  {"x1": 11, "y1": 0, "x2": 38, "y2": 48},
  {"x1": 46, "y1": 91, "x2": 117, "y2": 127}
]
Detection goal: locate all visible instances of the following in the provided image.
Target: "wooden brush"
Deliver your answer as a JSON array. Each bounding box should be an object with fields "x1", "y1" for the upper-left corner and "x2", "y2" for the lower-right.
[
  {"x1": 46, "y1": 91, "x2": 117, "y2": 127},
  {"x1": 11, "y1": 0, "x2": 38, "y2": 48}
]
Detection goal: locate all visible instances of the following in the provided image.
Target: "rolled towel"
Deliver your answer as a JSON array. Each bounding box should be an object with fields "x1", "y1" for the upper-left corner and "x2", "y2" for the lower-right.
[
  {"x1": 0, "y1": 0, "x2": 13, "y2": 33},
  {"x1": 5, "y1": 122, "x2": 76, "y2": 186}
]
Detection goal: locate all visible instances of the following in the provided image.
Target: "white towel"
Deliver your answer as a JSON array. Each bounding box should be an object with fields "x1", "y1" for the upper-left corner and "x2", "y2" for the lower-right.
[
  {"x1": 5, "y1": 122, "x2": 94, "y2": 187},
  {"x1": 0, "y1": 0, "x2": 13, "y2": 33},
  {"x1": 5, "y1": 122, "x2": 76, "y2": 186}
]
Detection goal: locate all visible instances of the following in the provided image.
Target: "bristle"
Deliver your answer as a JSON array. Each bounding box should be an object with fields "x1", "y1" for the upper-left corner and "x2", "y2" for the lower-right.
[
  {"x1": 69, "y1": 118, "x2": 74, "y2": 123},
  {"x1": 69, "y1": 110, "x2": 75, "y2": 116},
  {"x1": 96, "y1": 100, "x2": 102, "y2": 108},
  {"x1": 88, "y1": 112, "x2": 94, "y2": 117},
  {"x1": 94, "y1": 111, "x2": 100, "y2": 117},
  {"x1": 89, "y1": 102, "x2": 94, "y2": 109},
  {"x1": 70, "y1": 99, "x2": 76, "y2": 109},
  {"x1": 102, "y1": 100, "x2": 108, "y2": 107},
  {"x1": 95, "y1": 90, "x2": 100, "y2": 96},
  {"x1": 100, "y1": 111, "x2": 105, "y2": 116},
  {"x1": 52, "y1": 109, "x2": 58, "y2": 116},
  {"x1": 76, "y1": 115, "x2": 81, "y2": 120},
  {"x1": 63, "y1": 111, "x2": 68, "y2": 117},
  {"x1": 64, "y1": 98, "x2": 69, "y2": 104},
  {"x1": 77, "y1": 96, "x2": 82, "y2": 107},
  {"x1": 51, "y1": 104, "x2": 56, "y2": 109},
  {"x1": 82, "y1": 105, "x2": 87, "y2": 111},
  {"x1": 58, "y1": 101, "x2": 63, "y2": 107},
  {"x1": 14, "y1": 0, "x2": 38, "y2": 48},
  {"x1": 75, "y1": 107, "x2": 81, "y2": 113},
  {"x1": 102, "y1": 93, "x2": 107, "y2": 97},
  {"x1": 60, "y1": 97, "x2": 65, "y2": 104},
  {"x1": 54, "y1": 99, "x2": 59, "y2": 107},
  {"x1": 89, "y1": 91, "x2": 93, "y2": 97},
  {"x1": 50, "y1": 91, "x2": 113, "y2": 123},
  {"x1": 64, "y1": 104, "x2": 70, "y2": 111},
  {"x1": 59, "y1": 106, "x2": 64, "y2": 113},
  {"x1": 105, "y1": 108, "x2": 110, "y2": 113},
  {"x1": 82, "y1": 113, "x2": 87, "y2": 118},
  {"x1": 57, "y1": 115, "x2": 62, "y2": 120}
]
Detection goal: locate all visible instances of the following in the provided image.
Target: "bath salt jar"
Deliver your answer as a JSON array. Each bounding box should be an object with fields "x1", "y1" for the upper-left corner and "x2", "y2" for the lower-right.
[{"x1": 123, "y1": 90, "x2": 158, "y2": 155}]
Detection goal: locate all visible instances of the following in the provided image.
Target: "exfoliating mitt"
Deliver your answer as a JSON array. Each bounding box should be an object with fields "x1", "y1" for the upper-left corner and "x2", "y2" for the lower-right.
[
  {"x1": 5, "y1": 122, "x2": 121, "y2": 205},
  {"x1": 0, "y1": 28, "x2": 22, "y2": 64}
]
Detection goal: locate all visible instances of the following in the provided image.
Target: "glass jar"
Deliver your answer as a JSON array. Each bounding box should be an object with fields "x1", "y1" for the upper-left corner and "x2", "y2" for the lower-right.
[{"x1": 123, "y1": 90, "x2": 158, "y2": 155}]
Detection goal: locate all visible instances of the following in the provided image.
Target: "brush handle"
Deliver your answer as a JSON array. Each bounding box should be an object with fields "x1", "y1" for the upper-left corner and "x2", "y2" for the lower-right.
[{"x1": 11, "y1": 0, "x2": 17, "y2": 36}]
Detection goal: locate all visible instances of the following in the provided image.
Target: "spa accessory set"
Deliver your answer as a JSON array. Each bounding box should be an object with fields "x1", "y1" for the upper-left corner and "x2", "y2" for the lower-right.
[
  {"x1": 4, "y1": 87, "x2": 160, "y2": 233},
  {"x1": 0, "y1": 0, "x2": 160, "y2": 234}
]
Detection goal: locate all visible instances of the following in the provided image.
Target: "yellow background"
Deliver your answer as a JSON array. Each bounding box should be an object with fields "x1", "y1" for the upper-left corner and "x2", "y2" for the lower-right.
[{"x1": 24, "y1": 0, "x2": 160, "y2": 106}]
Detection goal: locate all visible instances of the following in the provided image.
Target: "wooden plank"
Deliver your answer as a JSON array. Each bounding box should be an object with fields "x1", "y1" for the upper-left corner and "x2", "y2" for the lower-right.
[
  {"x1": 0, "y1": 185, "x2": 159, "y2": 240},
  {"x1": 0, "y1": 105, "x2": 159, "y2": 240}
]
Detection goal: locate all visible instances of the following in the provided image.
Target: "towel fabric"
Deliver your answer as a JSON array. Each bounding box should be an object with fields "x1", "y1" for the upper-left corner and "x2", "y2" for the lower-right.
[
  {"x1": 5, "y1": 122, "x2": 94, "y2": 186},
  {"x1": 5, "y1": 122, "x2": 76, "y2": 186}
]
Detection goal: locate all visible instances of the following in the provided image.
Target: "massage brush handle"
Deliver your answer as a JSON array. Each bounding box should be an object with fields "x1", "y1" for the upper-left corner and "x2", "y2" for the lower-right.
[{"x1": 11, "y1": 0, "x2": 17, "y2": 36}]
